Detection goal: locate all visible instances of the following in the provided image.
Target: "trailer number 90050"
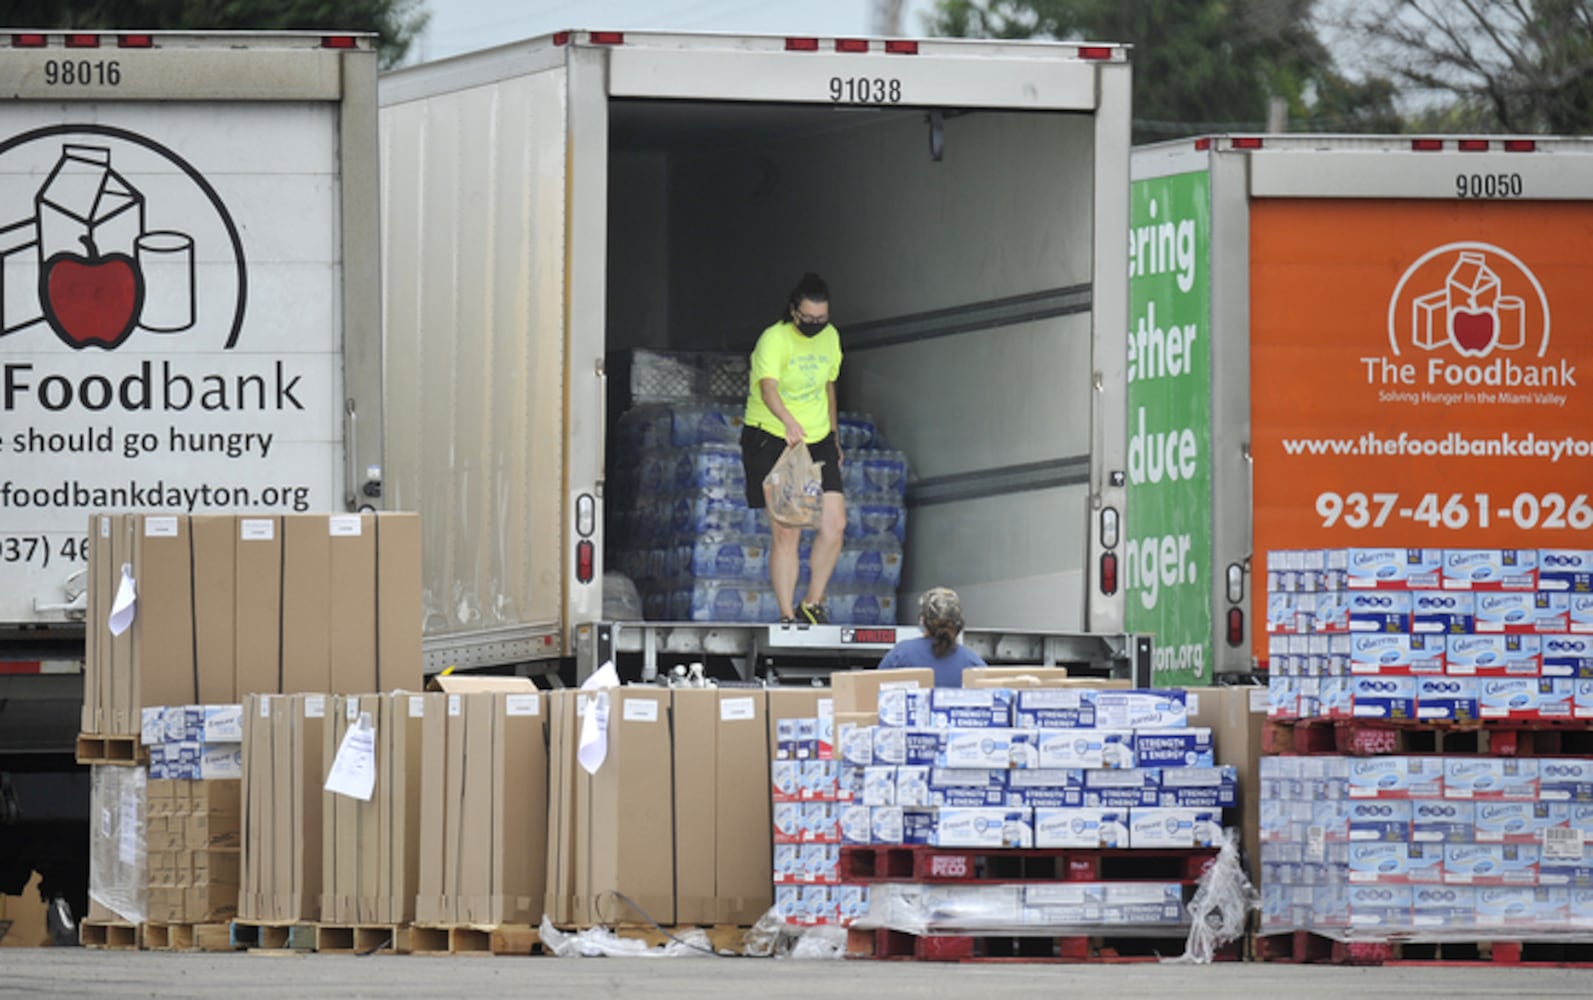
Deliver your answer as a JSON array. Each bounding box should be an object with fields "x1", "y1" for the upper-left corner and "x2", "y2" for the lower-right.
[
  {"x1": 1456, "y1": 173, "x2": 1523, "y2": 198},
  {"x1": 830, "y1": 76, "x2": 901, "y2": 104}
]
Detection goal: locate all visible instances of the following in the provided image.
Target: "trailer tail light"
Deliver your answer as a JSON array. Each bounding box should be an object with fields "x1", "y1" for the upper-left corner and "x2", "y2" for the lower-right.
[
  {"x1": 1411, "y1": 138, "x2": 1443, "y2": 151},
  {"x1": 66, "y1": 33, "x2": 100, "y2": 48},
  {"x1": 1099, "y1": 506, "x2": 1119, "y2": 550},
  {"x1": 785, "y1": 37, "x2": 819, "y2": 52},
  {"x1": 835, "y1": 38, "x2": 868, "y2": 53},
  {"x1": 1458, "y1": 138, "x2": 1489, "y2": 152},
  {"x1": 1231, "y1": 136, "x2": 1264, "y2": 150},
  {"x1": 1077, "y1": 45, "x2": 1113, "y2": 60},
  {"x1": 1226, "y1": 563, "x2": 1245, "y2": 604},
  {"x1": 552, "y1": 31, "x2": 571, "y2": 45},
  {"x1": 118, "y1": 34, "x2": 153, "y2": 48},
  {"x1": 12, "y1": 33, "x2": 46, "y2": 47},
  {"x1": 575, "y1": 493, "x2": 596, "y2": 538},
  {"x1": 1194, "y1": 137, "x2": 1212, "y2": 151},
  {"x1": 576, "y1": 540, "x2": 595, "y2": 584},
  {"x1": 321, "y1": 35, "x2": 358, "y2": 50},
  {"x1": 1226, "y1": 607, "x2": 1245, "y2": 647},
  {"x1": 1504, "y1": 139, "x2": 1536, "y2": 152},
  {"x1": 884, "y1": 39, "x2": 918, "y2": 54},
  {"x1": 1099, "y1": 552, "x2": 1118, "y2": 597},
  {"x1": 589, "y1": 31, "x2": 624, "y2": 45}
]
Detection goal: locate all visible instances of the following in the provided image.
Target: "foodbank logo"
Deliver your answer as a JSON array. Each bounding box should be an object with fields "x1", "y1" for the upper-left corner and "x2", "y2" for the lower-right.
[
  {"x1": 0, "y1": 125, "x2": 246, "y2": 350},
  {"x1": 1387, "y1": 242, "x2": 1549, "y2": 360}
]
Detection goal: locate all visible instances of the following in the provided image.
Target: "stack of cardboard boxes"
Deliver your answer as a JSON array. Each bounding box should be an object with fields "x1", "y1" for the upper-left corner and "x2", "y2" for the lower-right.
[
  {"x1": 145, "y1": 779, "x2": 241, "y2": 924},
  {"x1": 238, "y1": 694, "x2": 326, "y2": 922}
]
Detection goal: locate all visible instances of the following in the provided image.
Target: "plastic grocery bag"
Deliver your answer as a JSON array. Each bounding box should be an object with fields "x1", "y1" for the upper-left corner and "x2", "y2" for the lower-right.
[{"x1": 763, "y1": 443, "x2": 824, "y2": 528}]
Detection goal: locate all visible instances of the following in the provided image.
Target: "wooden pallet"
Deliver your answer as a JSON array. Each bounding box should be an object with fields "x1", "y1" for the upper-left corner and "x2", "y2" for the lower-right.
[
  {"x1": 75, "y1": 733, "x2": 145, "y2": 766},
  {"x1": 313, "y1": 924, "x2": 410, "y2": 954},
  {"x1": 1263, "y1": 718, "x2": 1593, "y2": 757},
  {"x1": 229, "y1": 920, "x2": 316, "y2": 952},
  {"x1": 1255, "y1": 930, "x2": 1593, "y2": 966},
  {"x1": 846, "y1": 926, "x2": 1233, "y2": 963},
  {"x1": 410, "y1": 924, "x2": 541, "y2": 956},
  {"x1": 144, "y1": 921, "x2": 236, "y2": 952},
  {"x1": 840, "y1": 846, "x2": 1218, "y2": 885},
  {"x1": 81, "y1": 920, "x2": 142, "y2": 950}
]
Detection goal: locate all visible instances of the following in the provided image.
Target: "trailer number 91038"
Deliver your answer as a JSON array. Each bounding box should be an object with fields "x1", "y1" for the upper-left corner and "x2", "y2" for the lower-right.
[{"x1": 830, "y1": 76, "x2": 901, "y2": 104}]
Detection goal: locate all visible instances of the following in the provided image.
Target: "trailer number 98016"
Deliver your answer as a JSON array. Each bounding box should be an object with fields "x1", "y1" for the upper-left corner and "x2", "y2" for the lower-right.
[{"x1": 830, "y1": 76, "x2": 901, "y2": 104}]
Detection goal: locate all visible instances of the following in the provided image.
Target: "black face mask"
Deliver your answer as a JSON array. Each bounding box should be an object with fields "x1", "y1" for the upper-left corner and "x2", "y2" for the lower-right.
[{"x1": 795, "y1": 320, "x2": 827, "y2": 336}]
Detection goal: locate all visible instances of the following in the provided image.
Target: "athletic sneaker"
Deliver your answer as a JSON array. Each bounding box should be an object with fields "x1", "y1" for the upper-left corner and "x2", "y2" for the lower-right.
[{"x1": 797, "y1": 601, "x2": 829, "y2": 625}]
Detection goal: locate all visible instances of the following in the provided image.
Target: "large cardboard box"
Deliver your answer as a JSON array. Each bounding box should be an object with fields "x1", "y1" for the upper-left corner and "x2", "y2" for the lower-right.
[
  {"x1": 375, "y1": 514, "x2": 423, "y2": 691},
  {"x1": 268, "y1": 693, "x2": 325, "y2": 921},
  {"x1": 383, "y1": 691, "x2": 429, "y2": 924},
  {"x1": 544, "y1": 690, "x2": 582, "y2": 926},
  {"x1": 108, "y1": 515, "x2": 136, "y2": 735},
  {"x1": 414, "y1": 692, "x2": 451, "y2": 925},
  {"x1": 280, "y1": 516, "x2": 332, "y2": 695},
  {"x1": 715, "y1": 689, "x2": 771, "y2": 925},
  {"x1": 486, "y1": 689, "x2": 548, "y2": 925},
  {"x1": 239, "y1": 695, "x2": 269, "y2": 920},
  {"x1": 671, "y1": 689, "x2": 718, "y2": 925},
  {"x1": 962, "y1": 666, "x2": 1073, "y2": 688},
  {"x1": 0, "y1": 872, "x2": 53, "y2": 948},
  {"x1": 1196, "y1": 685, "x2": 1268, "y2": 884},
  {"x1": 234, "y1": 517, "x2": 283, "y2": 698},
  {"x1": 81, "y1": 514, "x2": 111, "y2": 734},
  {"x1": 587, "y1": 688, "x2": 674, "y2": 926},
  {"x1": 190, "y1": 515, "x2": 238, "y2": 703},
  {"x1": 830, "y1": 669, "x2": 933, "y2": 716},
  {"x1": 131, "y1": 514, "x2": 197, "y2": 715},
  {"x1": 328, "y1": 516, "x2": 378, "y2": 694}
]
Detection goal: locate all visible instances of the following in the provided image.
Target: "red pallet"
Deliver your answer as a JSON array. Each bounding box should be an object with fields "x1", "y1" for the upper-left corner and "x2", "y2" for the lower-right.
[
  {"x1": 846, "y1": 926, "x2": 1236, "y2": 963},
  {"x1": 1263, "y1": 718, "x2": 1593, "y2": 757},
  {"x1": 1255, "y1": 931, "x2": 1593, "y2": 967},
  {"x1": 839, "y1": 846, "x2": 1217, "y2": 885}
]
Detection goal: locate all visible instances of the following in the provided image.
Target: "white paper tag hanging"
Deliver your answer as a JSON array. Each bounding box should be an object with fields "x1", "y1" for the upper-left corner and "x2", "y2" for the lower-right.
[
  {"x1": 108, "y1": 563, "x2": 137, "y2": 637},
  {"x1": 324, "y1": 711, "x2": 377, "y2": 801},
  {"x1": 576, "y1": 661, "x2": 620, "y2": 775}
]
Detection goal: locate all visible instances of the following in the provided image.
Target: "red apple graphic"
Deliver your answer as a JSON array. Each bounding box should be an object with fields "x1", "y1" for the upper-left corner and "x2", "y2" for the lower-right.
[
  {"x1": 39, "y1": 234, "x2": 145, "y2": 350},
  {"x1": 1450, "y1": 308, "x2": 1495, "y2": 356}
]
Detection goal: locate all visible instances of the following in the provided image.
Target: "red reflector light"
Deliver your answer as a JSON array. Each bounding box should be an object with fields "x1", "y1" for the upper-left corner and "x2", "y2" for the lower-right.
[
  {"x1": 0, "y1": 662, "x2": 42, "y2": 675},
  {"x1": 835, "y1": 38, "x2": 868, "y2": 53},
  {"x1": 118, "y1": 34, "x2": 153, "y2": 48},
  {"x1": 1226, "y1": 608, "x2": 1245, "y2": 647},
  {"x1": 1504, "y1": 139, "x2": 1536, "y2": 153},
  {"x1": 12, "y1": 33, "x2": 46, "y2": 47},
  {"x1": 1411, "y1": 138, "x2": 1443, "y2": 151},
  {"x1": 884, "y1": 39, "x2": 918, "y2": 54},
  {"x1": 1099, "y1": 552, "x2": 1118, "y2": 597},
  {"x1": 589, "y1": 31, "x2": 624, "y2": 45},
  {"x1": 1078, "y1": 45, "x2": 1113, "y2": 60},
  {"x1": 1232, "y1": 136, "x2": 1264, "y2": 150},
  {"x1": 576, "y1": 540, "x2": 595, "y2": 584},
  {"x1": 552, "y1": 31, "x2": 571, "y2": 46},
  {"x1": 1194, "y1": 137, "x2": 1212, "y2": 151},
  {"x1": 1458, "y1": 138, "x2": 1489, "y2": 152},
  {"x1": 66, "y1": 33, "x2": 100, "y2": 48},
  {"x1": 321, "y1": 35, "x2": 357, "y2": 49},
  {"x1": 785, "y1": 37, "x2": 819, "y2": 51}
]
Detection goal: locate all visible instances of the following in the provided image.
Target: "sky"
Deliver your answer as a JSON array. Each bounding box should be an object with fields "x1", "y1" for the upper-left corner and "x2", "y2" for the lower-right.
[{"x1": 408, "y1": 0, "x2": 942, "y2": 64}]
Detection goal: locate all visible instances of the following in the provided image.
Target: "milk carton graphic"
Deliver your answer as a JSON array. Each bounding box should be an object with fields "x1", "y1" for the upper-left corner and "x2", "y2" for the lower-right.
[
  {"x1": 1474, "y1": 592, "x2": 1541, "y2": 634},
  {"x1": 1349, "y1": 634, "x2": 1444, "y2": 675},
  {"x1": 1542, "y1": 636, "x2": 1593, "y2": 679},
  {"x1": 1538, "y1": 549, "x2": 1593, "y2": 593},
  {"x1": 1443, "y1": 548, "x2": 1538, "y2": 591},
  {"x1": 1446, "y1": 634, "x2": 1542, "y2": 677},
  {"x1": 1573, "y1": 594, "x2": 1593, "y2": 634},
  {"x1": 1348, "y1": 591, "x2": 1413, "y2": 633},
  {"x1": 1349, "y1": 548, "x2": 1442, "y2": 590},
  {"x1": 1412, "y1": 591, "x2": 1475, "y2": 634}
]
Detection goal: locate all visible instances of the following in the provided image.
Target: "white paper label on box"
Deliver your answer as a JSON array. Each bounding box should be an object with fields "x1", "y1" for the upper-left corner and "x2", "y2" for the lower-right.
[
  {"x1": 328, "y1": 515, "x2": 363, "y2": 538},
  {"x1": 240, "y1": 518, "x2": 275, "y2": 541},
  {"x1": 304, "y1": 695, "x2": 326, "y2": 719},
  {"x1": 100, "y1": 516, "x2": 111, "y2": 538},
  {"x1": 118, "y1": 790, "x2": 139, "y2": 865},
  {"x1": 143, "y1": 515, "x2": 179, "y2": 538},
  {"x1": 1249, "y1": 687, "x2": 1269, "y2": 714},
  {"x1": 817, "y1": 698, "x2": 834, "y2": 719},
  {"x1": 1186, "y1": 692, "x2": 1200, "y2": 715},
  {"x1": 879, "y1": 680, "x2": 923, "y2": 691},
  {"x1": 505, "y1": 694, "x2": 541, "y2": 717},
  {"x1": 576, "y1": 695, "x2": 588, "y2": 716},
  {"x1": 623, "y1": 698, "x2": 659, "y2": 723},
  {"x1": 409, "y1": 695, "x2": 426, "y2": 718},
  {"x1": 324, "y1": 712, "x2": 377, "y2": 801},
  {"x1": 346, "y1": 698, "x2": 360, "y2": 722},
  {"x1": 1543, "y1": 827, "x2": 1586, "y2": 860},
  {"x1": 721, "y1": 697, "x2": 757, "y2": 722},
  {"x1": 107, "y1": 564, "x2": 136, "y2": 637},
  {"x1": 259, "y1": 696, "x2": 272, "y2": 719},
  {"x1": 1306, "y1": 825, "x2": 1326, "y2": 863},
  {"x1": 448, "y1": 694, "x2": 462, "y2": 717}
]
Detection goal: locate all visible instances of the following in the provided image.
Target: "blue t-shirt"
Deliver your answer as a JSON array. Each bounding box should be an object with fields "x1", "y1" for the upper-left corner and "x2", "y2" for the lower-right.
[{"x1": 875, "y1": 636, "x2": 988, "y2": 688}]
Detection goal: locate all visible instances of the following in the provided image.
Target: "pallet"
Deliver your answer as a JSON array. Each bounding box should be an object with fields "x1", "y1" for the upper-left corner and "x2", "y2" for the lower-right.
[
  {"x1": 75, "y1": 733, "x2": 145, "y2": 766},
  {"x1": 1263, "y1": 718, "x2": 1593, "y2": 757},
  {"x1": 144, "y1": 921, "x2": 236, "y2": 952},
  {"x1": 846, "y1": 926, "x2": 1233, "y2": 963},
  {"x1": 229, "y1": 920, "x2": 316, "y2": 952},
  {"x1": 410, "y1": 924, "x2": 540, "y2": 956},
  {"x1": 1255, "y1": 930, "x2": 1593, "y2": 967},
  {"x1": 314, "y1": 924, "x2": 409, "y2": 954},
  {"x1": 81, "y1": 920, "x2": 142, "y2": 950},
  {"x1": 840, "y1": 846, "x2": 1218, "y2": 885}
]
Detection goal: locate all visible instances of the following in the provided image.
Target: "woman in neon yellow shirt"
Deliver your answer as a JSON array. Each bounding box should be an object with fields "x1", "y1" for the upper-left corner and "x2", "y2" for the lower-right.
[{"x1": 740, "y1": 273, "x2": 846, "y2": 624}]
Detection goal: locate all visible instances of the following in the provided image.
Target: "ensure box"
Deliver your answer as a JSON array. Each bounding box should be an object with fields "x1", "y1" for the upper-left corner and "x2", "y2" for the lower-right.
[
  {"x1": 870, "y1": 806, "x2": 903, "y2": 845},
  {"x1": 937, "y1": 729, "x2": 1039, "y2": 770},
  {"x1": 795, "y1": 718, "x2": 820, "y2": 760},
  {"x1": 1094, "y1": 689, "x2": 1188, "y2": 730},
  {"x1": 163, "y1": 705, "x2": 203, "y2": 743},
  {"x1": 1444, "y1": 758, "x2": 1539, "y2": 801},
  {"x1": 1540, "y1": 549, "x2": 1593, "y2": 593},
  {"x1": 1544, "y1": 635, "x2": 1593, "y2": 678},
  {"x1": 1157, "y1": 766, "x2": 1238, "y2": 808},
  {"x1": 1540, "y1": 837, "x2": 1593, "y2": 889},
  {"x1": 199, "y1": 743, "x2": 243, "y2": 780},
  {"x1": 902, "y1": 808, "x2": 937, "y2": 846},
  {"x1": 927, "y1": 769, "x2": 1007, "y2": 808},
  {"x1": 1416, "y1": 676, "x2": 1479, "y2": 722},
  {"x1": 773, "y1": 842, "x2": 802, "y2": 882},
  {"x1": 1349, "y1": 634, "x2": 1444, "y2": 675},
  {"x1": 1349, "y1": 548, "x2": 1442, "y2": 590},
  {"x1": 1082, "y1": 769, "x2": 1161, "y2": 809},
  {"x1": 800, "y1": 760, "x2": 835, "y2": 800},
  {"x1": 895, "y1": 766, "x2": 931, "y2": 808},
  {"x1": 1445, "y1": 843, "x2": 1540, "y2": 886},
  {"x1": 774, "y1": 885, "x2": 801, "y2": 923},
  {"x1": 1348, "y1": 799, "x2": 1412, "y2": 842},
  {"x1": 1447, "y1": 634, "x2": 1542, "y2": 677},
  {"x1": 872, "y1": 727, "x2": 939, "y2": 767},
  {"x1": 1350, "y1": 675, "x2": 1417, "y2": 720},
  {"x1": 935, "y1": 808, "x2": 1033, "y2": 848},
  {"x1": 877, "y1": 689, "x2": 931, "y2": 729},
  {"x1": 1480, "y1": 677, "x2": 1543, "y2": 720},
  {"x1": 774, "y1": 802, "x2": 804, "y2": 842},
  {"x1": 772, "y1": 760, "x2": 802, "y2": 801},
  {"x1": 1412, "y1": 591, "x2": 1476, "y2": 634},
  {"x1": 1131, "y1": 728, "x2": 1214, "y2": 769},
  {"x1": 1538, "y1": 760, "x2": 1593, "y2": 802},
  {"x1": 1476, "y1": 801, "x2": 1569, "y2": 843},
  {"x1": 1348, "y1": 591, "x2": 1413, "y2": 633},
  {"x1": 838, "y1": 723, "x2": 874, "y2": 767},
  {"x1": 1346, "y1": 884, "x2": 1412, "y2": 926},
  {"x1": 1575, "y1": 594, "x2": 1593, "y2": 634},
  {"x1": 1348, "y1": 757, "x2": 1442, "y2": 799},
  {"x1": 862, "y1": 767, "x2": 897, "y2": 807},
  {"x1": 1004, "y1": 769, "x2": 1085, "y2": 808},
  {"x1": 1129, "y1": 807, "x2": 1219, "y2": 848},
  {"x1": 1267, "y1": 676, "x2": 1299, "y2": 720},
  {"x1": 1268, "y1": 592, "x2": 1307, "y2": 634},
  {"x1": 836, "y1": 884, "x2": 870, "y2": 925},
  {"x1": 1035, "y1": 729, "x2": 1134, "y2": 769},
  {"x1": 1012, "y1": 689, "x2": 1097, "y2": 729},
  {"x1": 1034, "y1": 808, "x2": 1117, "y2": 848},
  {"x1": 1443, "y1": 549, "x2": 1539, "y2": 591},
  {"x1": 929, "y1": 688, "x2": 1014, "y2": 728}
]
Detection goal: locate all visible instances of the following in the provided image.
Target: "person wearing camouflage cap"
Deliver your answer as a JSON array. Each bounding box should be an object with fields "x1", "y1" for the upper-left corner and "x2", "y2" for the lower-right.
[{"x1": 875, "y1": 586, "x2": 987, "y2": 687}]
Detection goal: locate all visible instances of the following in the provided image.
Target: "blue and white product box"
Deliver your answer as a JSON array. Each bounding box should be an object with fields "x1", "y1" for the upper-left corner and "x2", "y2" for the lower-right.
[
  {"x1": 872, "y1": 727, "x2": 939, "y2": 767},
  {"x1": 799, "y1": 760, "x2": 832, "y2": 800},
  {"x1": 936, "y1": 729, "x2": 1039, "y2": 770},
  {"x1": 140, "y1": 707, "x2": 165, "y2": 746},
  {"x1": 1416, "y1": 676, "x2": 1479, "y2": 722},
  {"x1": 1412, "y1": 800, "x2": 1474, "y2": 843},
  {"x1": 1035, "y1": 729, "x2": 1134, "y2": 770},
  {"x1": 1348, "y1": 591, "x2": 1413, "y2": 633},
  {"x1": 1319, "y1": 675, "x2": 1353, "y2": 721},
  {"x1": 168, "y1": 741, "x2": 202, "y2": 781},
  {"x1": 817, "y1": 713, "x2": 835, "y2": 760},
  {"x1": 774, "y1": 885, "x2": 801, "y2": 922},
  {"x1": 1444, "y1": 758, "x2": 1539, "y2": 801},
  {"x1": 1475, "y1": 591, "x2": 1549, "y2": 634},
  {"x1": 1349, "y1": 675, "x2": 1418, "y2": 720},
  {"x1": 877, "y1": 689, "x2": 931, "y2": 729},
  {"x1": 1348, "y1": 799, "x2": 1413, "y2": 842},
  {"x1": 1443, "y1": 549, "x2": 1539, "y2": 591},
  {"x1": 800, "y1": 843, "x2": 838, "y2": 882},
  {"x1": 1267, "y1": 676, "x2": 1299, "y2": 720},
  {"x1": 1412, "y1": 591, "x2": 1476, "y2": 634},
  {"x1": 1346, "y1": 884, "x2": 1414, "y2": 926},
  {"x1": 1538, "y1": 759, "x2": 1593, "y2": 802},
  {"x1": 202, "y1": 705, "x2": 244, "y2": 743},
  {"x1": 1349, "y1": 634, "x2": 1445, "y2": 675},
  {"x1": 1093, "y1": 690, "x2": 1189, "y2": 730},
  {"x1": 1012, "y1": 689, "x2": 1097, "y2": 729},
  {"x1": 774, "y1": 843, "x2": 802, "y2": 882},
  {"x1": 1129, "y1": 807, "x2": 1219, "y2": 849},
  {"x1": 1033, "y1": 808, "x2": 1117, "y2": 848},
  {"x1": 1540, "y1": 677, "x2": 1576, "y2": 719},
  {"x1": 164, "y1": 705, "x2": 204, "y2": 743},
  {"x1": 1543, "y1": 635, "x2": 1593, "y2": 678},
  {"x1": 773, "y1": 802, "x2": 803, "y2": 842},
  {"x1": 934, "y1": 808, "x2": 1034, "y2": 849},
  {"x1": 1445, "y1": 844, "x2": 1541, "y2": 886},
  {"x1": 776, "y1": 719, "x2": 799, "y2": 761},
  {"x1": 838, "y1": 765, "x2": 864, "y2": 803},
  {"x1": 1579, "y1": 679, "x2": 1593, "y2": 720},
  {"x1": 1022, "y1": 883, "x2": 1105, "y2": 924},
  {"x1": 1574, "y1": 594, "x2": 1593, "y2": 634},
  {"x1": 1348, "y1": 842, "x2": 1420, "y2": 883},
  {"x1": 1412, "y1": 884, "x2": 1474, "y2": 927},
  {"x1": 1539, "y1": 549, "x2": 1593, "y2": 593},
  {"x1": 1447, "y1": 634, "x2": 1543, "y2": 677},
  {"x1": 870, "y1": 806, "x2": 903, "y2": 845},
  {"x1": 838, "y1": 724, "x2": 874, "y2": 767},
  {"x1": 836, "y1": 885, "x2": 870, "y2": 924},
  {"x1": 795, "y1": 718, "x2": 820, "y2": 760},
  {"x1": 895, "y1": 766, "x2": 932, "y2": 808},
  {"x1": 1575, "y1": 889, "x2": 1593, "y2": 928},
  {"x1": 1348, "y1": 548, "x2": 1442, "y2": 590},
  {"x1": 803, "y1": 803, "x2": 837, "y2": 843},
  {"x1": 1004, "y1": 769, "x2": 1085, "y2": 808},
  {"x1": 146, "y1": 745, "x2": 168, "y2": 780},
  {"x1": 1267, "y1": 592, "x2": 1304, "y2": 635},
  {"x1": 1475, "y1": 801, "x2": 1569, "y2": 843},
  {"x1": 1479, "y1": 887, "x2": 1558, "y2": 927},
  {"x1": 1131, "y1": 728, "x2": 1214, "y2": 769},
  {"x1": 1296, "y1": 677, "x2": 1323, "y2": 723},
  {"x1": 199, "y1": 743, "x2": 243, "y2": 780},
  {"x1": 798, "y1": 886, "x2": 831, "y2": 925},
  {"x1": 1535, "y1": 593, "x2": 1573, "y2": 633},
  {"x1": 1313, "y1": 592, "x2": 1350, "y2": 634},
  {"x1": 927, "y1": 769, "x2": 1007, "y2": 808},
  {"x1": 861, "y1": 767, "x2": 897, "y2": 807},
  {"x1": 1083, "y1": 769, "x2": 1162, "y2": 809},
  {"x1": 1480, "y1": 677, "x2": 1543, "y2": 720},
  {"x1": 902, "y1": 808, "x2": 937, "y2": 846},
  {"x1": 771, "y1": 760, "x2": 801, "y2": 801},
  {"x1": 1347, "y1": 757, "x2": 1443, "y2": 799},
  {"x1": 1156, "y1": 766, "x2": 1238, "y2": 808},
  {"x1": 1312, "y1": 799, "x2": 1350, "y2": 842},
  {"x1": 929, "y1": 688, "x2": 1014, "y2": 729}
]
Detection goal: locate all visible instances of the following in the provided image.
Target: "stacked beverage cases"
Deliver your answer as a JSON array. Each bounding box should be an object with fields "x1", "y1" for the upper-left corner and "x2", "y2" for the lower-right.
[
  {"x1": 1265, "y1": 548, "x2": 1593, "y2": 722},
  {"x1": 607, "y1": 399, "x2": 910, "y2": 625}
]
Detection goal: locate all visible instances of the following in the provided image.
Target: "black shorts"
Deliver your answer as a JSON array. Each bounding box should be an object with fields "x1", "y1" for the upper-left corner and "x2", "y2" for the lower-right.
[{"x1": 740, "y1": 426, "x2": 844, "y2": 509}]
